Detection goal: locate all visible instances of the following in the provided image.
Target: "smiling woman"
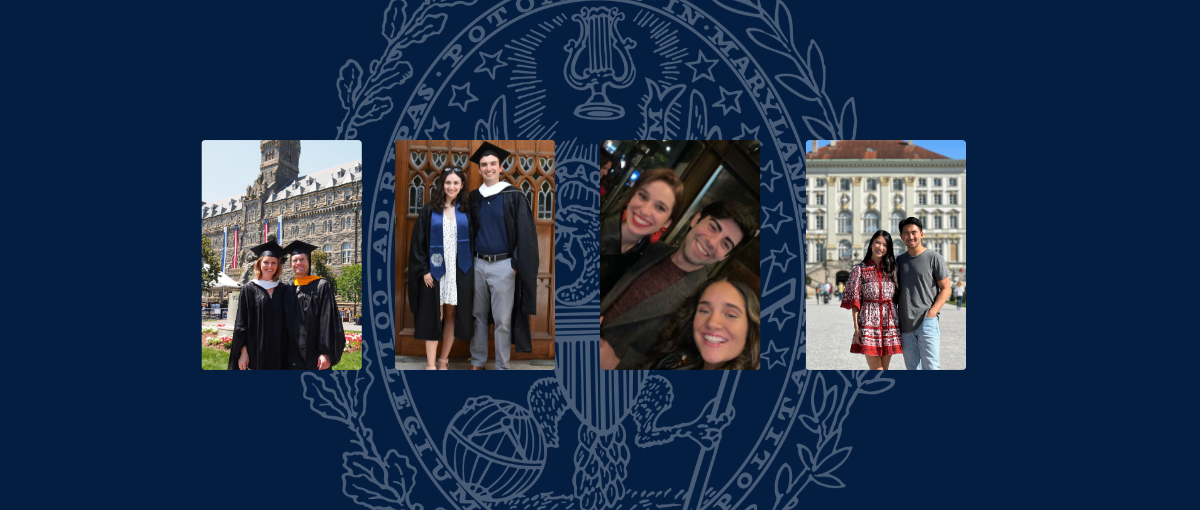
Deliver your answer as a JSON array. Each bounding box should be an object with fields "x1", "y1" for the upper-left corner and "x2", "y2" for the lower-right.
[{"x1": 641, "y1": 277, "x2": 761, "y2": 370}]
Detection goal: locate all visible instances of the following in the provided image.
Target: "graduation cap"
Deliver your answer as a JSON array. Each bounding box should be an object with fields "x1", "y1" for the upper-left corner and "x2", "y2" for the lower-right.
[
  {"x1": 282, "y1": 240, "x2": 318, "y2": 259},
  {"x1": 469, "y1": 141, "x2": 511, "y2": 165},
  {"x1": 250, "y1": 241, "x2": 285, "y2": 260}
]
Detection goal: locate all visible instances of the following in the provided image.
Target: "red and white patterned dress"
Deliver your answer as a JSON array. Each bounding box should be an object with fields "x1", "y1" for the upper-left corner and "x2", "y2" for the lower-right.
[{"x1": 840, "y1": 260, "x2": 902, "y2": 356}]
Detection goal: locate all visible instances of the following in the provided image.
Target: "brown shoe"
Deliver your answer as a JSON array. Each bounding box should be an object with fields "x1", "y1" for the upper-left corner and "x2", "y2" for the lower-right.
[{"x1": 468, "y1": 365, "x2": 486, "y2": 370}]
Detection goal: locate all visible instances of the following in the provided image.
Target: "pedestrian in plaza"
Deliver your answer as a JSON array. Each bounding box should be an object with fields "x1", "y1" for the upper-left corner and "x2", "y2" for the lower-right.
[
  {"x1": 954, "y1": 281, "x2": 965, "y2": 309},
  {"x1": 836, "y1": 282, "x2": 844, "y2": 300},
  {"x1": 466, "y1": 142, "x2": 540, "y2": 370},
  {"x1": 642, "y1": 277, "x2": 760, "y2": 370},
  {"x1": 896, "y1": 218, "x2": 952, "y2": 370},
  {"x1": 841, "y1": 230, "x2": 902, "y2": 370},
  {"x1": 282, "y1": 240, "x2": 345, "y2": 370},
  {"x1": 228, "y1": 241, "x2": 290, "y2": 370},
  {"x1": 409, "y1": 166, "x2": 475, "y2": 371}
]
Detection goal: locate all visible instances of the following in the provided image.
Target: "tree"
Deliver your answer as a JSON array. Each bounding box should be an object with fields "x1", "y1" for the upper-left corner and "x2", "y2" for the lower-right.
[
  {"x1": 337, "y1": 264, "x2": 362, "y2": 316},
  {"x1": 202, "y1": 236, "x2": 221, "y2": 293},
  {"x1": 312, "y1": 250, "x2": 337, "y2": 290}
]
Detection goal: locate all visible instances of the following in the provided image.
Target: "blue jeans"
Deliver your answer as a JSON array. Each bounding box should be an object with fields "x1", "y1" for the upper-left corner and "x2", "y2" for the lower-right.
[{"x1": 901, "y1": 316, "x2": 940, "y2": 370}]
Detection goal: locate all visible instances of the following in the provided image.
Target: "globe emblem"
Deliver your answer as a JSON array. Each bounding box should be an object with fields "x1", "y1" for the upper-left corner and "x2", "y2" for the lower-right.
[{"x1": 443, "y1": 397, "x2": 547, "y2": 502}]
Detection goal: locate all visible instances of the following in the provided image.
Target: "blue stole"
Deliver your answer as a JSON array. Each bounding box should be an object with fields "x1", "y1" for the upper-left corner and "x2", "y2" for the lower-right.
[{"x1": 430, "y1": 208, "x2": 471, "y2": 282}]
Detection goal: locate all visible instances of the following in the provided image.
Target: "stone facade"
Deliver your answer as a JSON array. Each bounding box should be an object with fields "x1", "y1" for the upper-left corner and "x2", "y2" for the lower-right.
[
  {"x1": 804, "y1": 140, "x2": 966, "y2": 293},
  {"x1": 202, "y1": 140, "x2": 363, "y2": 285}
]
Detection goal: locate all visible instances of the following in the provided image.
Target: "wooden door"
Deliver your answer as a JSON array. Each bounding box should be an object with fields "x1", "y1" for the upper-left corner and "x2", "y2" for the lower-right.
[{"x1": 395, "y1": 140, "x2": 556, "y2": 360}]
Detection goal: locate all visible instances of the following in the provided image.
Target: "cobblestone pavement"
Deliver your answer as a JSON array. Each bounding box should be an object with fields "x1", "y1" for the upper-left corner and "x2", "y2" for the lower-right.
[{"x1": 805, "y1": 297, "x2": 966, "y2": 370}]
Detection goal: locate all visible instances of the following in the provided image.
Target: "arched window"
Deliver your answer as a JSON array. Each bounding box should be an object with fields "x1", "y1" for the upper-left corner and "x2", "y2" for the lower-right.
[
  {"x1": 838, "y1": 240, "x2": 852, "y2": 261},
  {"x1": 520, "y1": 180, "x2": 533, "y2": 211},
  {"x1": 837, "y1": 211, "x2": 852, "y2": 234},
  {"x1": 890, "y1": 211, "x2": 904, "y2": 233},
  {"x1": 864, "y1": 211, "x2": 879, "y2": 233},
  {"x1": 342, "y1": 243, "x2": 352, "y2": 264},
  {"x1": 537, "y1": 181, "x2": 552, "y2": 220},
  {"x1": 408, "y1": 175, "x2": 425, "y2": 215},
  {"x1": 323, "y1": 244, "x2": 332, "y2": 257}
]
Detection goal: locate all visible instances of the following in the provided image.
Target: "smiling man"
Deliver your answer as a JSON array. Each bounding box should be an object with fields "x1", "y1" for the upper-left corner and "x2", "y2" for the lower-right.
[
  {"x1": 465, "y1": 142, "x2": 540, "y2": 370},
  {"x1": 896, "y1": 217, "x2": 952, "y2": 370},
  {"x1": 599, "y1": 200, "x2": 758, "y2": 370},
  {"x1": 282, "y1": 240, "x2": 345, "y2": 370}
]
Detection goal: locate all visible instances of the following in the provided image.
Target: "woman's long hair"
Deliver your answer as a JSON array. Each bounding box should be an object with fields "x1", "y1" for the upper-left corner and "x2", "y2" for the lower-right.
[
  {"x1": 252, "y1": 255, "x2": 281, "y2": 281},
  {"x1": 862, "y1": 230, "x2": 897, "y2": 284},
  {"x1": 429, "y1": 166, "x2": 469, "y2": 213},
  {"x1": 645, "y1": 277, "x2": 761, "y2": 370}
]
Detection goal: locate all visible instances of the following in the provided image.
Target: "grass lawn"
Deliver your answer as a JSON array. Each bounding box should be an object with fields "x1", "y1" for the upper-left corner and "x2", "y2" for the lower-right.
[
  {"x1": 201, "y1": 348, "x2": 362, "y2": 370},
  {"x1": 202, "y1": 347, "x2": 228, "y2": 370}
]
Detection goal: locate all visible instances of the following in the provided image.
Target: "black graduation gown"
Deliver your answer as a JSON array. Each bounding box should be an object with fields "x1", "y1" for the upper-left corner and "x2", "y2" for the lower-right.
[
  {"x1": 408, "y1": 203, "x2": 475, "y2": 341},
  {"x1": 227, "y1": 282, "x2": 289, "y2": 370},
  {"x1": 285, "y1": 278, "x2": 345, "y2": 370},
  {"x1": 598, "y1": 211, "x2": 650, "y2": 299},
  {"x1": 468, "y1": 186, "x2": 539, "y2": 352}
]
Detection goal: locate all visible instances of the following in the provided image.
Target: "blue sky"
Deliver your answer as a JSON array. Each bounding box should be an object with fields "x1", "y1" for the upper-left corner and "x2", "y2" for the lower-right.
[
  {"x1": 201, "y1": 140, "x2": 362, "y2": 202},
  {"x1": 805, "y1": 140, "x2": 966, "y2": 159}
]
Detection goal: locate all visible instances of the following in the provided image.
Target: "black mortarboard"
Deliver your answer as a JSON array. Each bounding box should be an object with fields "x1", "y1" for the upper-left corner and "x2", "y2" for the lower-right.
[
  {"x1": 283, "y1": 240, "x2": 318, "y2": 258},
  {"x1": 250, "y1": 241, "x2": 285, "y2": 260},
  {"x1": 469, "y1": 141, "x2": 512, "y2": 165}
]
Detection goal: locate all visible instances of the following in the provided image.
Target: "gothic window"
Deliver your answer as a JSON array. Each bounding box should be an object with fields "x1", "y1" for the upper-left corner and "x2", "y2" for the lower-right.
[
  {"x1": 839, "y1": 240, "x2": 852, "y2": 261},
  {"x1": 934, "y1": 192, "x2": 942, "y2": 205},
  {"x1": 891, "y1": 211, "x2": 904, "y2": 233},
  {"x1": 343, "y1": 243, "x2": 352, "y2": 264},
  {"x1": 538, "y1": 181, "x2": 552, "y2": 220},
  {"x1": 864, "y1": 211, "x2": 879, "y2": 233},
  {"x1": 840, "y1": 178, "x2": 851, "y2": 191},
  {"x1": 520, "y1": 181, "x2": 533, "y2": 211},
  {"x1": 918, "y1": 192, "x2": 927, "y2": 205},
  {"x1": 345, "y1": 189, "x2": 351, "y2": 201},
  {"x1": 408, "y1": 175, "x2": 425, "y2": 215},
  {"x1": 837, "y1": 211, "x2": 852, "y2": 234},
  {"x1": 893, "y1": 179, "x2": 903, "y2": 191},
  {"x1": 327, "y1": 194, "x2": 332, "y2": 205}
]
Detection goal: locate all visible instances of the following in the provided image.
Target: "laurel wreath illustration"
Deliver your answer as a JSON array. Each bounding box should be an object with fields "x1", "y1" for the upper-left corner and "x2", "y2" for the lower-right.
[
  {"x1": 711, "y1": 0, "x2": 856, "y2": 140},
  {"x1": 306, "y1": 1, "x2": 890, "y2": 509},
  {"x1": 336, "y1": 0, "x2": 479, "y2": 140}
]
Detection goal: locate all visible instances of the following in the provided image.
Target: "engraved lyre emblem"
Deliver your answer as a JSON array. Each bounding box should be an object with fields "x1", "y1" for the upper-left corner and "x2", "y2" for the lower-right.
[{"x1": 563, "y1": 7, "x2": 637, "y2": 120}]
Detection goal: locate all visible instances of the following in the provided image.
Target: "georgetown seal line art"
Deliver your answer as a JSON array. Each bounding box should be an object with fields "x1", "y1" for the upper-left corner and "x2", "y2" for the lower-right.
[{"x1": 308, "y1": 1, "x2": 892, "y2": 510}]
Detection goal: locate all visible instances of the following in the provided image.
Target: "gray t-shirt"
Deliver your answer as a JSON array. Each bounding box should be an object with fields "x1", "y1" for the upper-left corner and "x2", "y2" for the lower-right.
[{"x1": 896, "y1": 248, "x2": 950, "y2": 333}]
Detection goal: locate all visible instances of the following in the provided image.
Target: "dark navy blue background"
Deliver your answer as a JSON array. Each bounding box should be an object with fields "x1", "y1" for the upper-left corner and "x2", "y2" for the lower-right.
[{"x1": 32, "y1": 0, "x2": 1087, "y2": 508}]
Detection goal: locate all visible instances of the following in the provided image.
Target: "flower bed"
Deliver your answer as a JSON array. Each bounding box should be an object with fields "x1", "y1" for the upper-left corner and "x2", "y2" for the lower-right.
[{"x1": 344, "y1": 333, "x2": 364, "y2": 353}]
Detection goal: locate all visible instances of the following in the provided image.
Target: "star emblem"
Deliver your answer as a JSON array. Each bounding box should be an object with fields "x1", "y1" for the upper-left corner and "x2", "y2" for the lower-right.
[
  {"x1": 423, "y1": 117, "x2": 450, "y2": 139},
  {"x1": 712, "y1": 86, "x2": 743, "y2": 116},
  {"x1": 770, "y1": 244, "x2": 797, "y2": 273},
  {"x1": 685, "y1": 49, "x2": 719, "y2": 82},
  {"x1": 760, "y1": 340, "x2": 790, "y2": 370},
  {"x1": 760, "y1": 160, "x2": 782, "y2": 193},
  {"x1": 761, "y1": 201, "x2": 794, "y2": 234},
  {"x1": 474, "y1": 49, "x2": 508, "y2": 80},
  {"x1": 733, "y1": 122, "x2": 759, "y2": 140},
  {"x1": 766, "y1": 305, "x2": 796, "y2": 331},
  {"x1": 448, "y1": 82, "x2": 478, "y2": 112}
]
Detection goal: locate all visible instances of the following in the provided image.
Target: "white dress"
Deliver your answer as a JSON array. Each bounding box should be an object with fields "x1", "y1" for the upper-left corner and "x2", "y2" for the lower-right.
[{"x1": 440, "y1": 209, "x2": 458, "y2": 305}]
